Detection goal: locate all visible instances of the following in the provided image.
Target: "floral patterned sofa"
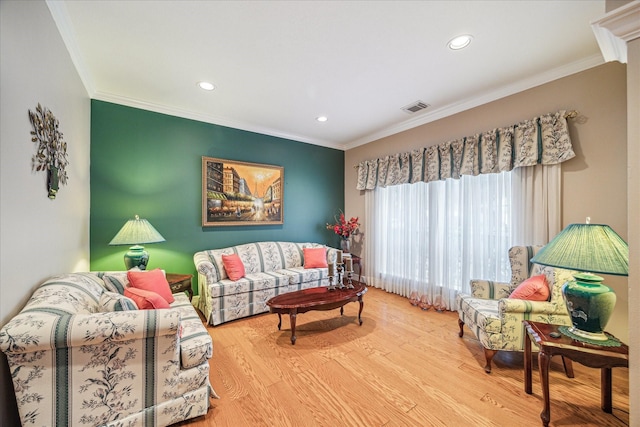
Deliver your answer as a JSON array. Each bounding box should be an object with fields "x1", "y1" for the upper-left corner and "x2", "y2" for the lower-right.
[
  {"x1": 194, "y1": 241, "x2": 337, "y2": 326},
  {"x1": 456, "y1": 246, "x2": 573, "y2": 373},
  {"x1": 0, "y1": 272, "x2": 216, "y2": 426}
]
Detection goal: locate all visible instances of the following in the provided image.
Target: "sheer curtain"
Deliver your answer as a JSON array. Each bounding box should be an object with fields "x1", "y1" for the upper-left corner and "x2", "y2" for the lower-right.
[{"x1": 363, "y1": 164, "x2": 561, "y2": 310}]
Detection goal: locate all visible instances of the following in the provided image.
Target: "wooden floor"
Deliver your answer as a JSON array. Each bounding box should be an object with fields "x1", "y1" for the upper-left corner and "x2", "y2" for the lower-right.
[{"x1": 180, "y1": 287, "x2": 629, "y2": 427}]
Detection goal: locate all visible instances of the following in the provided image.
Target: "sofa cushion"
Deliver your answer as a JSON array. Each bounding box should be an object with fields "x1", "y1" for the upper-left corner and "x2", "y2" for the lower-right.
[
  {"x1": 22, "y1": 273, "x2": 105, "y2": 315},
  {"x1": 303, "y1": 247, "x2": 328, "y2": 268},
  {"x1": 128, "y1": 268, "x2": 175, "y2": 304},
  {"x1": 208, "y1": 271, "x2": 292, "y2": 298},
  {"x1": 102, "y1": 272, "x2": 130, "y2": 294},
  {"x1": 125, "y1": 287, "x2": 170, "y2": 309},
  {"x1": 279, "y1": 267, "x2": 327, "y2": 286},
  {"x1": 509, "y1": 274, "x2": 550, "y2": 301},
  {"x1": 99, "y1": 291, "x2": 138, "y2": 311},
  {"x1": 458, "y1": 295, "x2": 502, "y2": 334},
  {"x1": 222, "y1": 253, "x2": 245, "y2": 281}
]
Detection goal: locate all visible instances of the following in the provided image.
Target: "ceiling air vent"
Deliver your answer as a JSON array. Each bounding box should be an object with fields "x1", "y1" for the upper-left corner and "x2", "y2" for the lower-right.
[{"x1": 401, "y1": 101, "x2": 430, "y2": 114}]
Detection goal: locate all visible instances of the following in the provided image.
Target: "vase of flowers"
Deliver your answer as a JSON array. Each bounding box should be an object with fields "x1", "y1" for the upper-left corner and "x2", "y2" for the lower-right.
[
  {"x1": 340, "y1": 238, "x2": 350, "y2": 253},
  {"x1": 326, "y1": 211, "x2": 359, "y2": 253}
]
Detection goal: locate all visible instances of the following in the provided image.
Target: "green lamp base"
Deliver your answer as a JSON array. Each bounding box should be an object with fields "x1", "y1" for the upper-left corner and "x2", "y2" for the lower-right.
[
  {"x1": 124, "y1": 245, "x2": 149, "y2": 270},
  {"x1": 561, "y1": 272, "x2": 616, "y2": 343}
]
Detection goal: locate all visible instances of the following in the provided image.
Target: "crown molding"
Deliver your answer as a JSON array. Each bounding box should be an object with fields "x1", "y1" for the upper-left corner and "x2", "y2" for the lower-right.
[
  {"x1": 46, "y1": 0, "x2": 95, "y2": 96},
  {"x1": 344, "y1": 54, "x2": 604, "y2": 150},
  {"x1": 591, "y1": 1, "x2": 640, "y2": 63}
]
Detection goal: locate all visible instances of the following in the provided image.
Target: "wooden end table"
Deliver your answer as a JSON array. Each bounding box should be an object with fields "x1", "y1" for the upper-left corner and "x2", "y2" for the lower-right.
[
  {"x1": 266, "y1": 283, "x2": 367, "y2": 345},
  {"x1": 350, "y1": 254, "x2": 363, "y2": 283},
  {"x1": 523, "y1": 320, "x2": 628, "y2": 427},
  {"x1": 166, "y1": 273, "x2": 193, "y2": 301}
]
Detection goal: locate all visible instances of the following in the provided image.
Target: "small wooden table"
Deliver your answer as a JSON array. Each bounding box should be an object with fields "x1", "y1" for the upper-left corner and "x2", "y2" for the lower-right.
[
  {"x1": 166, "y1": 273, "x2": 193, "y2": 301},
  {"x1": 348, "y1": 254, "x2": 363, "y2": 283},
  {"x1": 266, "y1": 283, "x2": 367, "y2": 345},
  {"x1": 523, "y1": 321, "x2": 628, "y2": 427}
]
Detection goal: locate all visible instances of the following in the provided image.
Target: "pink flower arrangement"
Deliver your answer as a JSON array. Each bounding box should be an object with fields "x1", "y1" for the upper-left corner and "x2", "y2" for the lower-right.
[{"x1": 326, "y1": 211, "x2": 360, "y2": 239}]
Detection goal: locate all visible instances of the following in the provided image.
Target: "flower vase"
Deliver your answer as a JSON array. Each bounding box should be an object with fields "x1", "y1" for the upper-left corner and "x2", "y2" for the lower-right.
[{"x1": 340, "y1": 238, "x2": 351, "y2": 253}]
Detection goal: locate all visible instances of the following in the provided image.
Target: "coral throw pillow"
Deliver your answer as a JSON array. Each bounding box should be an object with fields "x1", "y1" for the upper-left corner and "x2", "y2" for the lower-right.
[
  {"x1": 509, "y1": 274, "x2": 550, "y2": 301},
  {"x1": 124, "y1": 287, "x2": 170, "y2": 309},
  {"x1": 303, "y1": 247, "x2": 328, "y2": 269},
  {"x1": 222, "y1": 254, "x2": 245, "y2": 281},
  {"x1": 127, "y1": 268, "x2": 175, "y2": 304}
]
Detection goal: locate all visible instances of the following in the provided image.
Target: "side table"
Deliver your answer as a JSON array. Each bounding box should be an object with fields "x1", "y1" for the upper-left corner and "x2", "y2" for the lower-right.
[
  {"x1": 166, "y1": 273, "x2": 194, "y2": 301},
  {"x1": 348, "y1": 254, "x2": 363, "y2": 283},
  {"x1": 523, "y1": 320, "x2": 628, "y2": 427}
]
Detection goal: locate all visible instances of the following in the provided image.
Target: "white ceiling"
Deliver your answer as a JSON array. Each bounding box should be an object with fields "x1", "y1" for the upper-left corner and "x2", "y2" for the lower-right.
[{"x1": 48, "y1": 0, "x2": 606, "y2": 150}]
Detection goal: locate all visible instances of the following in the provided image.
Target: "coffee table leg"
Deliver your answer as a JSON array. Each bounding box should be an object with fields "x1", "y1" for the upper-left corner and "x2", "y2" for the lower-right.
[
  {"x1": 358, "y1": 297, "x2": 364, "y2": 325},
  {"x1": 539, "y1": 350, "x2": 552, "y2": 427},
  {"x1": 277, "y1": 313, "x2": 282, "y2": 330},
  {"x1": 289, "y1": 309, "x2": 297, "y2": 345}
]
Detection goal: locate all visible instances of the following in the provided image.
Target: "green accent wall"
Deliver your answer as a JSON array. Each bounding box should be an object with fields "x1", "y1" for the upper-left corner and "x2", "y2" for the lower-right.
[{"x1": 90, "y1": 100, "x2": 344, "y2": 288}]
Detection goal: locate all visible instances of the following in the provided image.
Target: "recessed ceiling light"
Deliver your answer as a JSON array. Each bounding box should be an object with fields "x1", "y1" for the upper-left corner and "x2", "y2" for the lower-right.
[
  {"x1": 448, "y1": 35, "x2": 473, "y2": 50},
  {"x1": 197, "y1": 81, "x2": 215, "y2": 91},
  {"x1": 316, "y1": 116, "x2": 328, "y2": 122}
]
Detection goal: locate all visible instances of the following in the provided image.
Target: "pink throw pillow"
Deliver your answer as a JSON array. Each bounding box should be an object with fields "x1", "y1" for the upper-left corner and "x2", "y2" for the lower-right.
[
  {"x1": 124, "y1": 287, "x2": 170, "y2": 310},
  {"x1": 222, "y1": 254, "x2": 245, "y2": 281},
  {"x1": 509, "y1": 274, "x2": 550, "y2": 301},
  {"x1": 127, "y1": 268, "x2": 175, "y2": 304},
  {"x1": 303, "y1": 247, "x2": 328, "y2": 269}
]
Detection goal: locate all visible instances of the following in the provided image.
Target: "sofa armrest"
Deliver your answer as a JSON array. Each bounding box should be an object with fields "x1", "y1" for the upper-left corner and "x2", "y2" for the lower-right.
[
  {"x1": 0, "y1": 309, "x2": 180, "y2": 354},
  {"x1": 469, "y1": 280, "x2": 512, "y2": 300},
  {"x1": 194, "y1": 251, "x2": 220, "y2": 283},
  {"x1": 326, "y1": 247, "x2": 338, "y2": 263},
  {"x1": 499, "y1": 297, "x2": 570, "y2": 316}
]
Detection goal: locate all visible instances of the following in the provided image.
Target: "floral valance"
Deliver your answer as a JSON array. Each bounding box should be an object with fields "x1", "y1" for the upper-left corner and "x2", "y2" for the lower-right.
[{"x1": 356, "y1": 110, "x2": 576, "y2": 190}]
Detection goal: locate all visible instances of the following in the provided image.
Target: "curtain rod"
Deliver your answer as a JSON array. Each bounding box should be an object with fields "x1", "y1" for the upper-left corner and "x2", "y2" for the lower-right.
[{"x1": 352, "y1": 110, "x2": 580, "y2": 168}]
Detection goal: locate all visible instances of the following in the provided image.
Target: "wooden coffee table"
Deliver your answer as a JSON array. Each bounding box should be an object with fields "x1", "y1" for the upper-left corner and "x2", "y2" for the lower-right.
[{"x1": 266, "y1": 283, "x2": 367, "y2": 344}]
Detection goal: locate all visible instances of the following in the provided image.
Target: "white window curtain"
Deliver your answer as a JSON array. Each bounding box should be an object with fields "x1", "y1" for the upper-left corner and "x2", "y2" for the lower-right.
[{"x1": 363, "y1": 164, "x2": 561, "y2": 310}]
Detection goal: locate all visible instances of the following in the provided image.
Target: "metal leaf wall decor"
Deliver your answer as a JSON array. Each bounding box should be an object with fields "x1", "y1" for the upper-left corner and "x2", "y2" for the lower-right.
[{"x1": 28, "y1": 103, "x2": 69, "y2": 199}]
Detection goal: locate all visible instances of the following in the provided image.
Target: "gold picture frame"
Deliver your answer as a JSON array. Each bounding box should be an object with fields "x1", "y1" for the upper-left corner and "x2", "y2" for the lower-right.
[{"x1": 202, "y1": 157, "x2": 284, "y2": 226}]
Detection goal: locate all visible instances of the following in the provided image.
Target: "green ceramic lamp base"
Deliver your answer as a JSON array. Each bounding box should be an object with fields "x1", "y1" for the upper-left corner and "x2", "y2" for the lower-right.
[
  {"x1": 561, "y1": 272, "x2": 616, "y2": 344},
  {"x1": 124, "y1": 245, "x2": 150, "y2": 270}
]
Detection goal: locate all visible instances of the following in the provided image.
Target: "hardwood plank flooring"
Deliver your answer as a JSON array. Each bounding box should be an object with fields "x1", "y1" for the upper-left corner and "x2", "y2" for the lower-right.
[{"x1": 178, "y1": 287, "x2": 629, "y2": 427}]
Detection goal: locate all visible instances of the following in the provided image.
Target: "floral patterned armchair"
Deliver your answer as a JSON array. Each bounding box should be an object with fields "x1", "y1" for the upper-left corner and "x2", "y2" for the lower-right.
[
  {"x1": 456, "y1": 246, "x2": 573, "y2": 373},
  {"x1": 0, "y1": 272, "x2": 216, "y2": 426}
]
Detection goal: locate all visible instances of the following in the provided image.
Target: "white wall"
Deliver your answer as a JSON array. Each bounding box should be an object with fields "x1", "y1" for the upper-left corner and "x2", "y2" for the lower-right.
[{"x1": 0, "y1": 1, "x2": 91, "y2": 424}]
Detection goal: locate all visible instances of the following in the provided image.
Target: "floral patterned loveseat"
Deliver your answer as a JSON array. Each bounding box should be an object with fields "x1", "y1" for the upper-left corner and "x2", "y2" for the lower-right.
[
  {"x1": 0, "y1": 272, "x2": 216, "y2": 426},
  {"x1": 194, "y1": 241, "x2": 337, "y2": 326}
]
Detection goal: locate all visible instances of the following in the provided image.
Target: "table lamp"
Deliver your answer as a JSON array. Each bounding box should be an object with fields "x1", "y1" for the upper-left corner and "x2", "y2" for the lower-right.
[
  {"x1": 530, "y1": 218, "x2": 628, "y2": 343},
  {"x1": 109, "y1": 215, "x2": 165, "y2": 270}
]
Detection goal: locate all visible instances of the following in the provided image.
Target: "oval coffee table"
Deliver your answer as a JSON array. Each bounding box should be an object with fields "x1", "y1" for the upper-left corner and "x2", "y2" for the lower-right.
[{"x1": 266, "y1": 283, "x2": 367, "y2": 345}]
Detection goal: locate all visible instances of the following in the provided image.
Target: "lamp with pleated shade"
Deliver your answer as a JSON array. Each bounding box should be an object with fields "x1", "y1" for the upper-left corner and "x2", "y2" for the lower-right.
[
  {"x1": 531, "y1": 218, "x2": 628, "y2": 344},
  {"x1": 109, "y1": 215, "x2": 165, "y2": 270}
]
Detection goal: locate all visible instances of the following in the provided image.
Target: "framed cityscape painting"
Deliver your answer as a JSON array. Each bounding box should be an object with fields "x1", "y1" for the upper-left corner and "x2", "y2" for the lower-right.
[{"x1": 202, "y1": 157, "x2": 284, "y2": 226}]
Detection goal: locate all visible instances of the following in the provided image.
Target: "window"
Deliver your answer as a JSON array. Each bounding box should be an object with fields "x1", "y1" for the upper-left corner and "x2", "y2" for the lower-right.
[{"x1": 365, "y1": 171, "x2": 515, "y2": 310}]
